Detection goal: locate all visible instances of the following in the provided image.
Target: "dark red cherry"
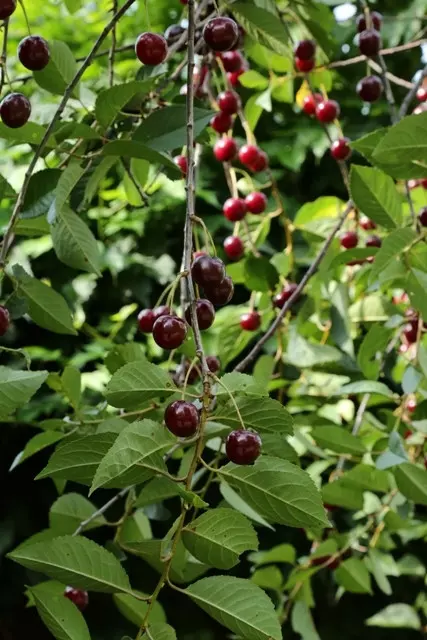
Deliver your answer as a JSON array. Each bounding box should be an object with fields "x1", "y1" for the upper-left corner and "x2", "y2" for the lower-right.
[
  {"x1": 295, "y1": 58, "x2": 315, "y2": 73},
  {"x1": 315, "y1": 99, "x2": 340, "y2": 123},
  {"x1": 238, "y1": 144, "x2": 260, "y2": 167},
  {"x1": 359, "y1": 29, "x2": 381, "y2": 57},
  {"x1": 0, "y1": 306, "x2": 10, "y2": 336},
  {"x1": 217, "y1": 90, "x2": 240, "y2": 115},
  {"x1": 174, "y1": 155, "x2": 188, "y2": 176},
  {"x1": 165, "y1": 24, "x2": 185, "y2": 47},
  {"x1": 152, "y1": 315, "x2": 187, "y2": 349},
  {"x1": 138, "y1": 309, "x2": 155, "y2": 333},
  {"x1": 223, "y1": 197, "x2": 247, "y2": 221},
  {"x1": 214, "y1": 137, "x2": 237, "y2": 162},
  {"x1": 191, "y1": 255, "x2": 225, "y2": 287},
  {"x1": 224, "y1": 235, "x2": 244, "y2": 260},
  {"x1": 360, "y1": 216, "x2": 376, "y2": 230},
  {"x1": 0, "y1": 0, "x2": 16, "y2": 19},
  {"x1": 357, "y1": 11, "x2": 382, "y2": 32},
  {"x1": 135, "y1": 32, "x2": 168, "y2": 65},
  {"x1": 64, "y1": 587, "x2": 89, "y2": 612},
  {"x1": 340, "y1": 231, "x2": 358, "y2": 249},
  {"x1": 366, "y1": 234, "x2": 382, "y2": 248},
  {"x1": 418, "y1": 207, "x2": 427, "y2": 227},
  {"x1": 245, "y1": 191, "x2": 267, "y2": 214},
  {"x1": 165, "y1": 400, "x2": 199, "y2": 437},
  {"x1": 250, "y1": 150, "x2": 268, "y2": 173},
  {"x1": 357, "y1": 75, "x2": 383, "y2": 102},
  {"x1": 18, "y1": 36, "x2": 50, "y2": 71},
  {"x1": 206, "y1": 355, "x2": 220, "y2": 373},
  {"x1": 220, "y1": 50, "x2": 243, "y2": 72},
  {"x1": 330, "y1": 138, "x2": 351, "y2": 161},
  {"x1": 226, "y1": 429, "x2": 262, "y2": 465},
  {"x1": 403, "y1": 320, "x2": 418, "y2": 344},
  {"x1": 228, "y1": 69, "x2": 244, "y2": 86},
  {"x1": 273, "y1": 283, "x2": 298, "y2": 309},
  {"x1": 203, "y1": 17, "x2": 239, "y2": 52},
  {"x1": 185, "y1": 298, "x2": 215, "y2": 330},
  {"x1": 210, "y1": 111, "x2": 232, "y2": 134},
  {"x1": 240, "y1": 311, "x2": 261, "y2": 331},
  {"x1": 203, "y1": 275, "x2": 234, "y2": 306},
  {"x1": 0, "y1": 93, "x2": 31, "y2": 128},
  {"x1": 302, "y1": 93, "x2": 322, "y2": 116},
  {"x1": 153, "y1": 305, "x2": 174, "y2": 321},
  {"x1": 294, "y1": 39, "x2": 316, "y2": 61}
]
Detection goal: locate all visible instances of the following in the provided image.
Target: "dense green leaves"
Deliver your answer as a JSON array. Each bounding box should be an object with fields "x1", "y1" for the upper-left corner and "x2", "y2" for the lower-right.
[
  {"x1": 51, "y1": 206, "x2": 101, "y2": 274},
  {"x1": 214, "y1": 396, "x2": 293, "y2": 435},
  {"x1": 133, "y1": 106, "x2": 215, "y2": 151},
  {"x1": 95, "y1": 80, "x2": 157, "y2": 129},
  {"x1": 230, "y1": 3, "x2": 288, "y2": 55},
  {"x1": 349, "y1": 166, "x2": 401, "y2": 229},
  {"x1": 105, "y1": 361, "x2": 177, "y2": 408},
  {"x1": 393, "y1": 463, "x2": 427, "y2": 505},
  {"x1": 0, "y1": 367, "x2": 47, "y2": 417}
]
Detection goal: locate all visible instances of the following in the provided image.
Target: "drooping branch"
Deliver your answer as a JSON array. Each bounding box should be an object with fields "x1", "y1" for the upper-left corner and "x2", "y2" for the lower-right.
[{"x1": 0, "y1": 18, "x2": 9, "y2": 96}]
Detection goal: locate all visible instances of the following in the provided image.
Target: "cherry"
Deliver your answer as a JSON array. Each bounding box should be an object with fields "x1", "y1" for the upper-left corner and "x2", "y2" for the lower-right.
[
  {"x1": 135, "y1": 33, "x2": 168, "y2": 66},
  {"x1": 239, "y1": 144, "x2": 261, "y2": 167},
  {"x1": 206, "y1": 355, "x2": 221, "y2": 373},
  {"x1": 340, "y1": 231, "x2": 358, "y2": 249},
  {"x1": 302, "y1": 93, "x2": 322, "y2": 116},
  {"x1": 366, "y1": 234, "x2": 382, "y2": 248},
  {"x1": 403, "y1": 321, "x2": 418, "y2": 344},
  {"x1": 180, "y1": 0, "x2": 188, "y2": 4},
  {"x1": 185, "y1": 298, "x2": 215, "y2": 330},
  {"x1": 407, "y1": 398, "x2": 417, "y2": 413},
  {"x1": 214, "y1": 137, "x2": 237, "y2": 162},
  {"x1": 174, "y1": 155, "x2": 188, "y2": 176},
  {"x1": 418, "y1": 207, "x2": 427, "y2": 227},
  {"x1": 138, "y1": 309, "x2": 155, "y2": 333},
  {"x1": 165, "y1": 24, "x2": 185, "y2": 46},
  {"x1": 0, "y1": 93, "x2": 31, "y2": 129},
  {"x1": 0, "y1": 0, "x2": 16, "y2": 19},
  {"x1": 359, "y1": 29, "x2": 381, "y2": 57},
  {"x1": 420, "y1": 179, "x2": 427, "y2": 189},
  {"x1": 330, "y1": 138, "x2": 351, "y2": 161},
  {"x1": 315, "y1": 99, "x2": 340, "y2": 123},
  {"x1": 203, "y1": 17, "x2": 239, "y2": 52},
  {"x1": 64, "y1": 587, "x2": 89, "y2": 611},
  {"x1": 0, "y1": 306, "x2": 10, "y2": 336},
  {"x1": 294, "y1": 39, "x2": 316, "y2": 61},
  {"x1": 357, "y1": 11, "x2": 382, "y2": 32},
  {"x1": 360, "y1": 216, "x2": 376, "y2": 230},
  {"x1": 245, "y1": 191, "x2": 267, "y2": 214},
  {"x1": 217, "y1": 90, "x2": 240, "y2": 115},
  {"x1": 210, "y1": 111, "x2": 232, "y2": 134},
  {"x1": 203, "y1": 275, "x2": 234, "y2": 306},
  {"x1": 153, "y1": 305, "x2": 174, "y2": 321},
  {"x1": 295, "y1": 58, "x2": 315, "y2": 73},
  {"x1": 152, "y1": 315, "x2": 187, "y2": 349},
  {"x1": 220, "y1": 50, "x2": 243, "y2": 72},
  {"x1": 240, "y1": 311, "x2": 261, "y2": 331},
  {"x1": 226, "y1": 429, "x2": 262, "y2": 465},
  {"x1": 250, "y1": 150, "x2": 268, "y2": 173},
  {"x1": 357, "y1": 75, "x2": 383, "y2": 102},
  {"x1": 228, "y1": 69, "x2": 244, "y2": 87},
  {"x1": 273, "y1": 283, "x2": 298, "y2": 308},
  {"x1": 416, "y1": 87, "x2": 427, "y2": 102},
  {"x1": 404, "y1": 428, "x2": 413, "y2": 439},
  {"x1": 224, "y1": 235, "x2": 244, "y2": 260},
  {"x1": 18, "y1": 36, "x2": 50, "y2": 72},
  {"x1": 191, "y1": 255, "x2": 225, "y2": 287},
  {"x1": 164, "y1": 400, "x2": 199, "y2": 437},
  {"x1": 223, "y1": 197, "x2": 247, "y2": 221}
]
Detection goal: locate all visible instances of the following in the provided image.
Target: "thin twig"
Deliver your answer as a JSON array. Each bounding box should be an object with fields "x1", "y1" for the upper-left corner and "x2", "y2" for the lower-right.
[
  {"x1": 336, "y1": 393, "x2": 370, "y2": 473},
  {"x1": 108, "y1": 0, "x2": 118, "y2": 87},
  {"x1": 73, "y1": 487, "x2": 131, "y2": 536},
  {"x1": 399, "y1": 61, "x2": 427, "y2": 118},
  {"x1": 121, "y1": 159, "x2": 149, "y2": 205},
  {"x1": 0, "y1": 18, "x2": 9, "y2": 96}
]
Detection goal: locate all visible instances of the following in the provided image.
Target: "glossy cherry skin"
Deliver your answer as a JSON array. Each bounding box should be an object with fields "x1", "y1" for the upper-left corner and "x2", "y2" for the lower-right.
[
  {"x1": 224, "y1": 235, "x2": 244, "y2": 260},
  {"x1": 416, "y1": 88, "x2": 427, "y2": 102},
  {"x1": 18, "y1": 36, "x2": 50, "y2": 71},
  {"x1": 273, "y1": 283, "x2": 298, "y2": 308},
  {"x1": 330, "y1": 138, "x2": 351, "y2": 161},
  {"x1": 315, "y1": 100, "x2": 340, "y2": 123},
  {"x1": 152, "y1": 315, "x2": 187, "y2": 350},
  {"x1": 240, "y1": 311, "x2": 261, "y2": 331},
  {"x1": 64, "y1": 587, "x2": 89, "y2": 611},
  {"x1": 153, "y1": 305, "x2": 174, "y2": 321},
  {"x1": 138, "y1": 309, "x2": 155, "y2": 333},
  {"x1": 228, "y1": 69, "x2": 244, "y2": 86},
  {"x1": 0, "y1": 306, "x2": 10, "y2": 336},
  {"x1": 223, "y1": 197, "x2": 247, "y2": 222},
  {"x1": 366, "y1": 234, "x2": 382, "y2": 248},
  {"x1": 357, "y1": 11, "x2": 382, "y2": 32},
  {"x1": 359, "y1": 29, "x2": 381, "y2": 57},
  {"x1": 302, "y1": 93, "x2": 322, "y2": 116},
  {"x1": 203, "y1": 17, "x2": 239, "y2": 52},
  {"x1": 203, "y1": 275, "x2": 234, "y2": 306},
  {"x1": 185, "y1": 298, "x2": 215, "y2": 330},
  {"x1": 239, "y1": 144, "x2": 260, "y2": 167},
  {"x1": 210, "y1": 111, "x2": 232, "y2": 134},
  {"x1": 295, "y1": 58, "x2": 315, "y2": 73},
  {"x1": 250, "y1": 150, "x2": 268, "y2": 173},
  {"x1": 245, "y1": 192, "x2": 267, "y2": 214},
  {"x1": 403, "y1": 320, "x2": 418, "y2": 344},
  {"x1": 0, "y1": 0, "x2": 16, "y2": 19},
  {"x1": 226, "y1": 429, "x2": 262, "y2": 465},
  {"x1": 357, "y1": 75, "x2": 383, "y2": 102},
  {"x1": 407, "y1": 398, "x2": 417, "y2": 413},
  {"x1": 340, "y1": 231, "x2": 358, "y2": 249},
  {"x1": 214, "y1": 137, "x2": 237, "y2": 162},
  {"x1": 360, "y1": 216, "x2": 376, "y2": 230},
  {"x1": 217, "y1": 90, "x2": 240, "y2": 115},
  {"x1": 165, "y1": 400, "x2": 199, "y2": 437},
  {"x1": 294, "y1": 39, "x2": 316, "y2": 61},
  {"x1": 165, "y1": 24, "x2": 185, "y2": 46},
  {"x1": 135, "y1": 33, "x2": 168, "y2": 65},
  {"x1": 174, "y1": 155, "x2": 187, "y2": 176},
  {"x1": 419, "y1": 207, "x2": 427, "y2": 227},
  {"x1": 206, "y1": 355, "x2": 220, "y2": 373},
  {"x1": 191, "y1": 255, "x2": 225, "y2": 287},
  {"x1": 0, "y1": 93, "x2": 31, "y2": 128},
  {"x1": 220, "y1": 50, "x2": 244, "y2": 72}
]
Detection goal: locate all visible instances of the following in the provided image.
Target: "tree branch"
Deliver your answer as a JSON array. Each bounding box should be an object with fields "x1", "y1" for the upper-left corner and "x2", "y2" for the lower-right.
[
  {"x1": 0, "y1": 18, "x2": 9, "y2": 96},
  {"x1": 399, "y1": 61, "x2": 427, "y2": 118}
]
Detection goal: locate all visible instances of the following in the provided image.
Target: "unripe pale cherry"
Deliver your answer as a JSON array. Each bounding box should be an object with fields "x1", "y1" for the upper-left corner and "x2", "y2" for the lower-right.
[
  {"x1": 226, "y1": 429, "x2": 262, "y2": 465},
  {"x1": 223, "y1": 197, "x2": 247, "y2": 221},
  {"x1": 240, "y1": 311, "x2": 261, "y2": 331},
  {"x1": 214, "y1": 137, "x2": 237, "y2": 162},
  {"x1": 135, "y1": 33, "x2": 168, "y2": 65},
  {"x1": 224, "y1": 235, "x2": 244, "y2": 260},
  {"x1": 245, "y1": 191, "x2": 267, "y2": 214},
  {"x1": 315, "y1": 99, "x2": 340, "y2": 123},
  {"x1": 330, "y1": 138, "x2": 351, "y2": 161}
]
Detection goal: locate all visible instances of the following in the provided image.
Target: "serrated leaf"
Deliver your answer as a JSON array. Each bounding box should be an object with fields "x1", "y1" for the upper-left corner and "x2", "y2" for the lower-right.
[
  {"x1": 218, "y1": 456, "x2": 328, "y2": 528},
  {"x1": 182, "y1": 508, "x2": 258, "y2": 569},
  {"x1": 135, "y1": 477, "x2": 182, "y2": 507},
  {"x1": 9, "y1": 535, "x2": 132, "y2": 593},
  {"x1": 231, "y1": 3, "x2": 288, "y2": 55},
  {"x1": 48, "y1": 164, "x2": 85, "y2": 224},
  {"x1": 393, "y1": 463, "x2": 427, "y2": 505},
  {"x1": 369, "y1": 228, "x2": 416, "y2": 284},
  {"x1": 90, "y1": 420, "x2": 175, "y2": 493},
  {"x1": 0, "y1": 366, "x2": 48, "y2": 417},
  {"x1": 312, "y1": 426, "x2": 366, "y2": 455},
  {"x1": 10, "y1": 430, "x2": 65, "y2": 471},
  {"x1": 61, "y1": 366, "x2": 81, "y2": 408},
  {"x1": 113, "y1": 592, "x2": 165, "y2": 627},
  {"x1": 49, "y1": 493, "x2": 106, "y2": 534},
  {"x1": 357, "y1": 324, "x2": 393, "y2": 380},
  {"x1": 20, "y1": 169, "x2": 61, "y2": 219},
  {"x1": 34, "y1": 41, "x2": 78, "y2": 97},
  {"x1": 147, "y1": 624, "x2": 177, "y2": 640},
  {"x1": 30, "y1": 583, "x2": 90, "y2": 640},
  {"x1": 105, "y1": 361, "x2": 177, "y2": 409},
  {"x1": 96, "y1": 80, "x2": 157, "y2": 129},
  {"x1": 214, "y1": 396, "x2": 293, "y2": 436},
  {"x1": 51, "y1": 206, "x2": 101, "y2": 275},
  {"x1": 372, "y1": 112, "x2": 427, "y2": 178},
  {"x1": 133, "y1": 105, "x2": 215, "y2": 151},
  {"x1": 186, "y1": 576, "x2": 281, "y2": 640},
  {"x1": 216, "y1": 372, "x2": 267, "y2": 398},
  {"x1": 335, "y1": 558, "x2": 372, "y2": 593},
  {"x1": 219, "y1": 481, "x2": 274, "y2": 530},
  {"x1": 366, "y1": 604, "x2": 421, "y2": 629},
  {"x1": 102, "y1": 141, "x2": 180, "y2": 177},
  {"x1": 349, "y1": 166, "x2": 401, "y2": 229},
  {"x1": 0, "y1": 121, "x2": 56, "y2": 146},
  {"x1": 84, "y1": 156, "x2": 118, "y2": 204}
]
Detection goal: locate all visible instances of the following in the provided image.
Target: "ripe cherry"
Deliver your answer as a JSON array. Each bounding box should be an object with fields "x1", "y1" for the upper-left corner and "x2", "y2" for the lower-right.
[
  {"x1": 250, "y1": 150, "x2": 268, "y2": 173},
  {"x1": 206, "y1": 355, "x2": 221, "y2": 373},
  {"x1": 240, "y1": 311, "x2": 261, "y2": 331},
  {"x1": 203, "y1": 17, "x2": 239, "y2": 52},
  {"x1": 165, "y1": 24, "x2": 185, "y2": 46},
  {"x1": 226, "y1": 429, "x2": 262, "y2": 465},
  {"x1": 294, "y1": 39, "x2": 316, "y2": 61},
  {"x1": 407, "y1": 398, "x2": 417, "y2": 413},
  {"x1": 0, "y1": 306, "x2": 10, "y2": 336},
  {"x1": 185, "y1": 299, "x2": 215, "y2": 330},
  {"x1": 315, "y1": 99, "x2": 340, "y2": 123},
  {"x1": 366, "y1": 235, "x2": 382, "y2": 248},
  {"x1": 138, "y1": 309, "x2": 155, "y2": 333},
  {"x1": 228, "y1": 69, "x2": 244, "y2": 87},
  {"x1": 418, "y1": 207, "x2": 427, "y2": 227},
  {"x1": 0, "y1": 0, "x2": 16, "y2": 19},
  {"x1": 359, "y1": 29, "x2": 381, "y2": 57},
  {"x1": 217, "y1": 90, "x2": 240, "y2": 115},
  {"x1": 214, "y1": 137, "x2": 237, "y2": 162},
  {"x1": 203, "y1": 275, "x2": 234, "y2": 306},
  {"x1": 295, "y1": 58, "x2": 315, "y2": 73},
  {"x1": 210, "y1": 111, "x2": 232, "y2": 134},
  {"x1": 416, "y1": 87, "x2": 427, "y2": 102},
  {"x1": 135, "y1": 33, "x2": 168, "y2": 65},
  {"x1": 220, "y1": 50, "x2": 243, "y2": 72},
  {"x1": 174, "y1": 155, "x2": 187, "y2": 176},
  {"x1": 223, "y1": 197, "x2": 247, "y2": 221},
  {"x1": 357, "y1": 75, "x2": 383, "y2": 102},
  {"x1": 153, "y1": 305, "x2": 174, "y2": 321},
  {"x1": 360, "y1": 216, "x2": 376, "y2": 230},
  {"x1": 330, "y1": 138, "x2": 351, "y2": 161},
  {"x1": 191, "y1": 255, "x2": 225, "y2": 287},
  {"x1": 302, "y1": 93, "x2": 322, "y2": 116},
  {"x1": 403, "y1": 320, "x2": 418, "y2": 344},
  {"x1": 357, "y1": 11, "x2": 382, "y2": 32},
  {"x1": 64, "y1": 587, "x2": 89, "y2": 611},
  {"x1": 340, "y1": 231, "x2": 358, "y2": 249},
  {"x1": 152, "y1": 315, "x2": 187, "y2": 350},
  {"x1": 165, "y1": 400, "x2": 199, "y2": 437},
  {"x1": 224, "y1": 235, "x2": 244, "y2": 260},
  {"x1": 0, "y1": 93, "x2": 31, "y2": 128},
  {"x1": 273, "y1": 283, "x2": 298, "y2": 308},
  {"x1": 18, "y1": 36, "x2": 50, "y2": 71},
  {"x1": 239, "y1": 144, "x2": 261, "y2": 167},
  {"x1": 245, "y1": 191, "x2": 267, "y2": 214}
]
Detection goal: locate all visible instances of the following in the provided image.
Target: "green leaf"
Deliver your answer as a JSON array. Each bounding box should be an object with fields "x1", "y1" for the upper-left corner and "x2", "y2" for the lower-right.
[
  {"x1": 182, "y1": 508, "x2": 258, "y2": 569},
  {"x1": 20, "y1": 169, "x2": 61, "y2": 219},
  {"x1": 14, "y1": 266, "x2": 76, "y2": 335},
  {"x1": 51, "y1": 206, "x2": 102, "y2": 275},
  {"x1": 147, "y1": 624, "x2": 177, "y2": 640},
  {"x1": 105, "y1": 342, "x2": 147, "y2": 374},
  {"x1": 349, "y1": 165, "x2": 401, "y2": 229},
  {"x1": 186, "y1": 576, "x2": 281, "y2": 640},
  {"x1": 291, "y1": 601, "x2": 321, "y2": 640},
  {"x1": 30, "y1": 583, "x2": 90, "y2": 640},
  {"x1": 230, "y1": 3, "x2": 288, "y2": 55},
  {"x1": 393, "y1": 463, "x2": 427, "y2": 505},
  {"x1": 357, "y1": 324, "x2": 393, "y2": 380},
  {"x1": 321, "y1": 481, "x2": 364, "y2": 510},
  {"x1": 105, "y1": 361, "x2": 177, "y2": 409},
  {"x1": 102, "y1": 141, "x2": 180, "y2": 177},
  {"x1": 0, "y1": 121, "x2": 56, "y2": 147},
  {"x1": 84, "y1": 156, "x2": 118, "y2": 204},
  {"x1": 372, "y1": 112, "x2": 427, "y2": 178},
  {"x1": 9, "y1": 430, "x2": 65, "y2": 470},
  {"x1": 218, "y1": 457, "x2": 328, "y2": 529},
  {"x1": 95, "y1": 80, "x2": 157, "y2": 129},
  {"x1": 215, "y1": 372, "x2": 267, "y2": 398},
  {"x1": 90, "y1": 419, "x2": 175, "y2": 493},
  {"x1": 133, "y1": 106, "x2": 215, "y2": 151},
  {"x1": 219, "y1": 481, "x2": 275, "y2": 530},
  {"x1": 0, "y1": 366, "x2": 48, "y2": 417},
  {"x1": 113, "y1": 592, "x2": 165, "y2": 627},
  {"x1": 135, "y1": 477, "x2": 182, "y2": 507},
  {"x1": 337, "y1": 381, "x2": 394, "y2": 399},
  {"x1": 0, "y1": 173, "x2": 15, "y2": 200},
  {"x1": 369, "y1": 228, "x2": 416, "y2": 284},
  {"x1": 37, "y1": 433, "x2": 117, "y2": 484},
  {"x1": 243, "y1": 256, "x2": 279, "y2": 292},
  {"x1": 341, "y1": 464, "x2": 390, "y2": 493},
  {"x1": 367, "y1": 549, "x2": 392, "y2": 596},
  {"x1": 8, "y1": 535, "x2": 132, "y2": 593},
  {"x1": 239, "y1": 70, "x2": 269, "y2": 90},
  {"x1": 335, "y1": 558, "x2": 372, "y2": 594},
  {"x1": 406, "y1": 268, "x2": 427, "y2": 323},
  {"x1": 366, "y1": 604, "x2": 421, "y2": 630},
  {"x1": 61, "y1": 366, "x2": 81, "y2": 408},
  {"x1": 249, "y1": 543, "x2": 295, "y2": 566},
  {"x1": 49, "y1": 493, "x2": 106, "y2": 534},
  {"x1": 214, "y1": 396, "x2": 293, "y2": 436},
  {"x1": 34, "y1": 40, "x2": 78, "y2": 97},
  {"x1": 312, "y1": 426, "x2": 366, "y2": 455},
  {"x1": 48, "y1": 163, "x2": 85, "y2": 224}
]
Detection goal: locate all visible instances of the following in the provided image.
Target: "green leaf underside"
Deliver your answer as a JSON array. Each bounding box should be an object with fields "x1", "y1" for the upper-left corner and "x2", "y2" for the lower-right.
[
  {"x1": 105, "y1": 361, "x2": 177, "y2": 408},
  {"x1": 49, "y1": 493, "x2": 106, "y2": 534},
  {"x1": 0, "y1": 367, "x2": 48, "y2": 417},
  {"x1": 30, "y1": 583, "x2": 91, "y2": 640}
]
